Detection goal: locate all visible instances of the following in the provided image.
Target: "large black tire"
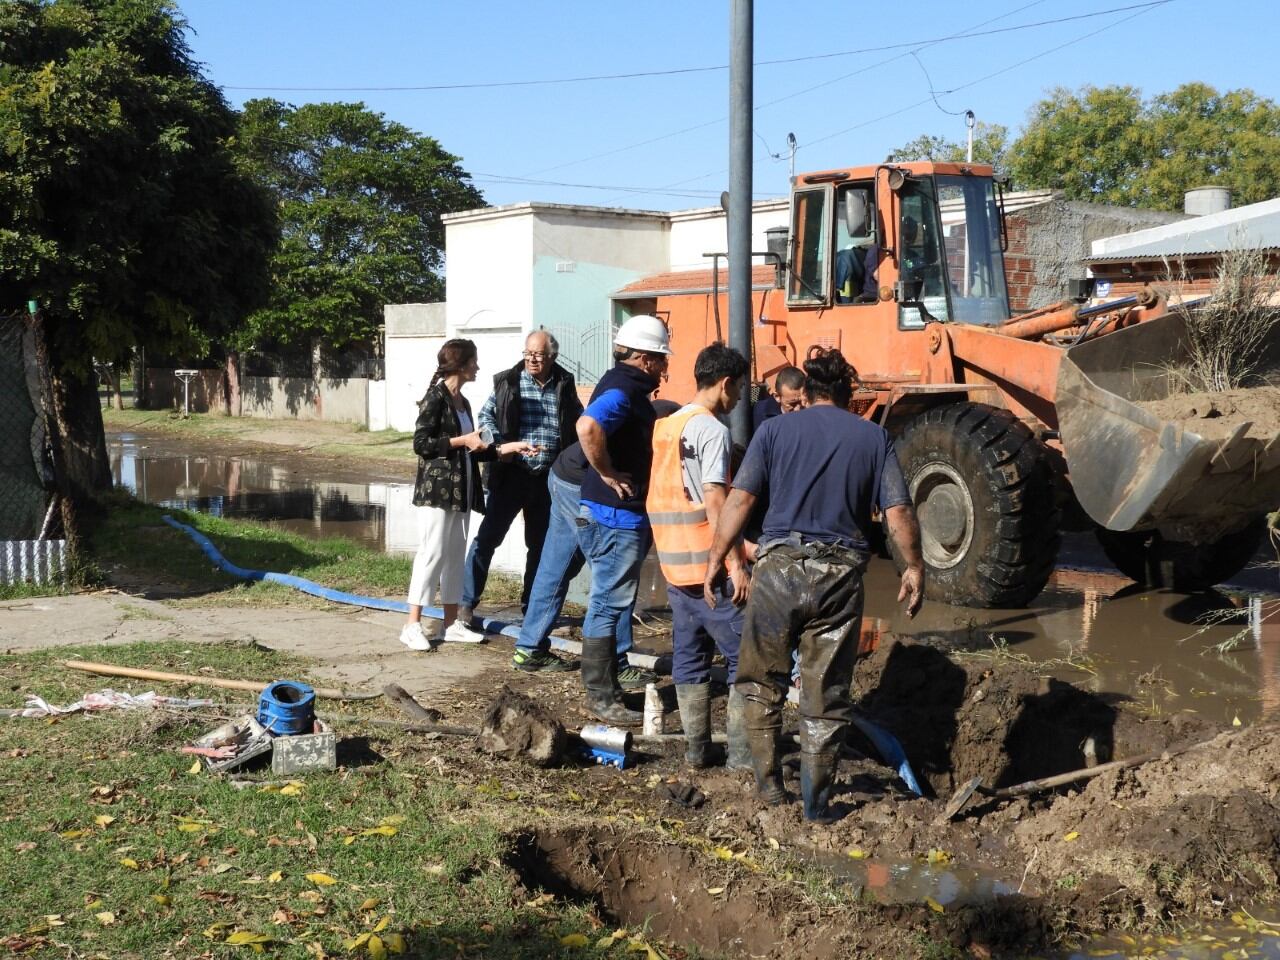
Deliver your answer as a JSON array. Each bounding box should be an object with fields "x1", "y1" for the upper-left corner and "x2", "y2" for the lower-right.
[
  {"x1": 1096, "y1": 518, "x2": 1266, "y2": 592},
  {"x1": 889, "y1": 403, "x2": 1061, "y2": 608}
]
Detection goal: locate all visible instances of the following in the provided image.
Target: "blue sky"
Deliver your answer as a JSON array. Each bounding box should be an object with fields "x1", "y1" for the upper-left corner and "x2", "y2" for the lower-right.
[{"x1": 180, "y1": 0, "x2": 1276, "y2": 212}]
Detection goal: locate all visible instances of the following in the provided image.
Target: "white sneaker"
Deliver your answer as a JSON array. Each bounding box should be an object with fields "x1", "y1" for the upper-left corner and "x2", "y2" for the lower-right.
[
  {"x1": 399, "y1": 622, "x2": 437, "y2": 652},
  {"x1": 443, "y1": 621, "x2": 487, "y2": 644}
]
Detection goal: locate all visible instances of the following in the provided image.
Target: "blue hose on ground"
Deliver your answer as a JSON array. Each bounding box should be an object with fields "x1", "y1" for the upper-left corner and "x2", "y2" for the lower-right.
[
  {"x1": 851, "y1": 714, "x2": 926, "y2": 797},
  {"x1": 161, "y1": 514, "x2": 523, "y2": 641}
]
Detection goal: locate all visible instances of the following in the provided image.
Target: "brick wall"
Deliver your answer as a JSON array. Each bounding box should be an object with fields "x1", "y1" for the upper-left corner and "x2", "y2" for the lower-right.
[{"x1": 1002, "y1": 197, "x2": 1184, "y2": 312}]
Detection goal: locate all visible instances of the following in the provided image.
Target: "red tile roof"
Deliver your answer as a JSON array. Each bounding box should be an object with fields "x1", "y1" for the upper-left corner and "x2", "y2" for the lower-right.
[{"x1": 614, "y1": 264, "x2": 779, "y2": 298}]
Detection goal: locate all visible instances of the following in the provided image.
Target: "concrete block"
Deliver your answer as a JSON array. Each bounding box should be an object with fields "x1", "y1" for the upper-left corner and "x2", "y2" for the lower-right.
[{"x1": 270, "y1": 720, "x2": 336, "y2": 775}]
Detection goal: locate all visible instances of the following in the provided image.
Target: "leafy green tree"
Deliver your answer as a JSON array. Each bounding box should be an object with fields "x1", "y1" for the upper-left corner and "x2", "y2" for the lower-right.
[
  {"x1": 0, "y1": 0, "x2": 277, "y2": 498},
  {"x1": 886, "y1": 122, "x2": 1009, "y2": 171},
  {"x1": 1008, "y1": 83, "x2": 1280, "y2": 210},
  {"x1": 233, "y1": 100, "x2": 485, "y2": 351}
]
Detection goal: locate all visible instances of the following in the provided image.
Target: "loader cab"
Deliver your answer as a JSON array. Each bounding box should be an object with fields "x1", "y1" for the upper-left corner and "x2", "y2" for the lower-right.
[
  {"x1": 785, "y1": 166, "x2": 1010, "y2": 327},
  {"x1": 895, "y1": 172, "x2": 1010, "y2": 328},
  {"x1": 785, "y1": 177, "x2": 879, "y2": 307}
]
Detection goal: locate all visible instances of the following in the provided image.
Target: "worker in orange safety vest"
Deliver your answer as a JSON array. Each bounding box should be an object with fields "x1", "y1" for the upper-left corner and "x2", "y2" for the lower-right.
[{"x1": 647, "y1": 343, "x2": 752, "y2": 768}]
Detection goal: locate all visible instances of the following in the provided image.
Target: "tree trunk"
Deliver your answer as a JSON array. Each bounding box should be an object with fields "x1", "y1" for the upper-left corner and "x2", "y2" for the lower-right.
[
  {"x1": 50, "y1": 365, "x2": 113, "y2": 501},
  {"x1": 109, "y1": 363, "x2": 124, "y2": 410},
  {"x1": 223, "y1": 349, "x2": 241, "y2": 416},
  {"x1": 132, "y1": 347, "x2": 148, "y2": 409}
]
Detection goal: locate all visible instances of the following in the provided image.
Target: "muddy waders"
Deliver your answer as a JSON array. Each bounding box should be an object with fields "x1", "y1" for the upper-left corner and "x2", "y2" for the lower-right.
[
  {"x1": 725, "y1": 687, "x2": 752, "y2": 770},
  {"x1": 580, "y1": 636, "x2": 642, "y2": 725},
  {"x1": 675, "y1": 683, "x2": 712, "y2": 767},
  {"x1": 737, "y1": 539, "x2": 869, "y2": 821}
]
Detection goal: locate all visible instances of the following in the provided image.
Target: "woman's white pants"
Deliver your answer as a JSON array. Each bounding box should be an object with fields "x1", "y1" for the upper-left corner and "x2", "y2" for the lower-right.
[{"x1": 406, "y1": 505, "x2": 470, "y2": 608}]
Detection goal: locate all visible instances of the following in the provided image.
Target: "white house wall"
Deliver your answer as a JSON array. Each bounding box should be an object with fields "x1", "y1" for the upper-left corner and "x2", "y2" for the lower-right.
[
  {"x1": 667, "y1": 199, "x2": 789, "y2": 271},
  {"x1": 531, "y1": 208, "x2": 668, "y2": 384}
]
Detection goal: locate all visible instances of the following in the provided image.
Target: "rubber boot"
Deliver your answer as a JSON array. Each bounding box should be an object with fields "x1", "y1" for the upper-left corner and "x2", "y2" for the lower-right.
[
  {"x1": 800, "y1": 752, "x2": 840, "y2": 823},
  {"x1": 725, "y1": 687, "x2": 753, "y2": 771},
  {"x1": 580, "y1": 636, "x2": 642, "y2": 726},
  {"x1": 748, "y1": 729, "x2": 787, "y2": 805},
  {"x1": 674, "y1": 683, "x2": 712, "y2": 768}
]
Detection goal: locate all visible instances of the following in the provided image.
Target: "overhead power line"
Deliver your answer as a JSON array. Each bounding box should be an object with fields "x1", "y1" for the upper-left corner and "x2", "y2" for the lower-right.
[{"x1": 223, "y1": 1, "x2": 1175, "y2": 93}]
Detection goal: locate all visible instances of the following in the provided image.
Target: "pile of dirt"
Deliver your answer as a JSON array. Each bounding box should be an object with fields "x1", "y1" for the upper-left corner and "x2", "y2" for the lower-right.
[
  {"x1": 850, "y1": 638, "x2": 1212, "y2": 796},
  {"x1": 477, "y1": 685, "x2": 566, "y2": 767},
  {"x1": 1139, "y1": 386, "x2": 1280, "y2": 440}
]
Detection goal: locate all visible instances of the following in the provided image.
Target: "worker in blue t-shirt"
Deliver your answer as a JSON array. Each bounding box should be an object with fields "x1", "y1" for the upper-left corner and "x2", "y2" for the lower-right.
[{"x1": 704, "y1": 349, "x2": 925, "y2": 823}]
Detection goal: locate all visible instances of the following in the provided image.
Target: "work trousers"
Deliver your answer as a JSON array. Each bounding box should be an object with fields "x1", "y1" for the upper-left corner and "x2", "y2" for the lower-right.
[
  {"x1": 669, "y1": 579, "x2": 742, "y2": 685},
  {"x1": 461, "y1": 469, "x2": 551, "y2": 612},
  {"x1": 736, "y1": 539, "x2": 869, "y2": 760},
  {"x1": 515, "y1": 473, "x2": 634, "y2": 662},
  {"x1": 406, "y1": 505, "x2": 471, "y2": 608}
]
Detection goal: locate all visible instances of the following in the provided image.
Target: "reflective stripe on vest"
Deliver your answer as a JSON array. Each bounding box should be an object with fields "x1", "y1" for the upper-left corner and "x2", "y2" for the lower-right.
[{"x1": 646, "y1": 404, "x2": 719, "y2": 586}]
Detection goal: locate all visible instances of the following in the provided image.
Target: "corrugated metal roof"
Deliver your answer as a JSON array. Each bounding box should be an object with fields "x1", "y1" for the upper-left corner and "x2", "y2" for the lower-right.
[
  {"x1": 1091, "y1": 197, "x2": 1280, "y2": 259},
  {"x1": 613, "y1": 264, "x2": 779, "y2": 298},
  {"x1": 1087, "y1": 247, "x2": 1280, "y2": 263}
]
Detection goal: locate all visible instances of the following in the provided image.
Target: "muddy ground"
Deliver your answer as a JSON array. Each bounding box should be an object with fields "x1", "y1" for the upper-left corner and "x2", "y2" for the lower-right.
[{"x1": 400, "y1": 634, "x2": 1280, "y2": 959}]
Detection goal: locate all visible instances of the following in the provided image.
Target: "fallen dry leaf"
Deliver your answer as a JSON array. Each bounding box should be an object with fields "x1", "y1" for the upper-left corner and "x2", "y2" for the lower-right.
[
  {"x1": 560, "y1": 933, "x2": 589, "y2": 948},
  {"x1": 94, "y1": 911, "x2": 116, "y2": 926},
  {"x1": 305, "y1": 872, "x2": 337, "y2": 886}
]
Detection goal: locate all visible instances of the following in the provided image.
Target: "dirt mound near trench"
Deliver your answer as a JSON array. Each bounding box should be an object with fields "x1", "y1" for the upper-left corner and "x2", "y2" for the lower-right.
[
  {"x1": 1011, "y1": 723, "x2": 1280, "y2": 918},
  {"x1": 851, "y1": 638, "x2": 1213, "y2": 797}
]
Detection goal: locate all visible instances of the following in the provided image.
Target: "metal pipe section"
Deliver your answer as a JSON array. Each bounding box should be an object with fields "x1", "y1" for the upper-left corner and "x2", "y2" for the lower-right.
[{"x1": 728, "y1": 0, "x2": 753, "y2": 447}]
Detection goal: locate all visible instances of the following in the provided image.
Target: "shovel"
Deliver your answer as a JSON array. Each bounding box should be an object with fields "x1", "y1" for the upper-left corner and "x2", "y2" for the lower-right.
[{"x1": 935, "y1": 732, "x2": 1227, "y2": 824}]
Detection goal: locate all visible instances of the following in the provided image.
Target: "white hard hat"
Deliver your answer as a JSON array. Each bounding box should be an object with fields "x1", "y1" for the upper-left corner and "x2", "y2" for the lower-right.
[{"x1": 614, "y1": 314, "x2": 672, "y2": 355}]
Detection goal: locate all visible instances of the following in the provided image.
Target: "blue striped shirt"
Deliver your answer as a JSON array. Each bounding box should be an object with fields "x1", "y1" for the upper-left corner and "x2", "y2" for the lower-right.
[{"x1": 478, "y1": 369, "x2": 561, "y2": 472}]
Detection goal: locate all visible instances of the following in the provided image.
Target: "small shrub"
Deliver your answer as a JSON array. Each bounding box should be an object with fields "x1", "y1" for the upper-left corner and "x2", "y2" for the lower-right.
[{"x1": 1161, "y1": 241, "x2": 1280, "y2": 392}]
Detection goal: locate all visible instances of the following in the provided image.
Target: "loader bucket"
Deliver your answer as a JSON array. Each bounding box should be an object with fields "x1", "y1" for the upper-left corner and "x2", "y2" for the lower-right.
[{"x1": 1056, "y1": 310, "x2": 1280, "y2": 534}]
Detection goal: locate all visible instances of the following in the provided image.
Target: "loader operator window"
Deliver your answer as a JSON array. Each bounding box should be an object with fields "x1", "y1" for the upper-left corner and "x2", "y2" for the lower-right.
[
  {"x1": 835, "y1": 184, "x2": 878, "y2": 305},
  {"x1": 787, "y1": 186, "x2": 830, "y2": 305},
  {"x1": 934, "y1": 175, "x2": 1010, "y2": 325},
  {"x1": 897, "y1": 179, "x2": 948, "y2": 329}
]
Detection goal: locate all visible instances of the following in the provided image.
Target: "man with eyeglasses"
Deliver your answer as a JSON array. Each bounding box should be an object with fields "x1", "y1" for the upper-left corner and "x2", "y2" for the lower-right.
[
  {"x1": 572, "y1": 315, "x2": 672, "y2": 724},
  {"x1": 453, "y1": 329, "x2": 583, "y2": 639}
]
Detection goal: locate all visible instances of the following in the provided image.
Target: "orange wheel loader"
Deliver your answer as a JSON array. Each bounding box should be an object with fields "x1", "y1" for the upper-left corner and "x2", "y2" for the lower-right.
[{"x1": 641, "y1": 162, "x2": 1279, "y2": 608}]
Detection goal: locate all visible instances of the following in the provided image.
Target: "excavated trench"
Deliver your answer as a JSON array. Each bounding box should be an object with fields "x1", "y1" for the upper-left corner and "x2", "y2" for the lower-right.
[{"x1": 505, "y1": 825, "x2": 1054, "y2": 960}]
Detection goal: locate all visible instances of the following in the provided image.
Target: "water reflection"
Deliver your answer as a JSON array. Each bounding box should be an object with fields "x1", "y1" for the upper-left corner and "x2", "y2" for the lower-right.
[{"x1": 109, "y1": 435, "x2": 412, "y2": 553}]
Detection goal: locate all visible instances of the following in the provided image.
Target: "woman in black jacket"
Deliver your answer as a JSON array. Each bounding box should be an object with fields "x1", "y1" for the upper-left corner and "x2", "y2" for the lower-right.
[{"x1": 401, "y1": 339, "x2": 535, "y2": 651}]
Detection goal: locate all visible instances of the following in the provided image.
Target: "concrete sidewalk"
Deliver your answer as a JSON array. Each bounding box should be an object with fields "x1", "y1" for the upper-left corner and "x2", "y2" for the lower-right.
[{"x1": 0, "y1": 592, "x2": 519, "y2": 697}]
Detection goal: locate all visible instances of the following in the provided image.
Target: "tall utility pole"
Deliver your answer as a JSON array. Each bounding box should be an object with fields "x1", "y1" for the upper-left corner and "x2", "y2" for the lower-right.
[{"x1": 728, "y1": 0, "x2": 753, "y2": 447}]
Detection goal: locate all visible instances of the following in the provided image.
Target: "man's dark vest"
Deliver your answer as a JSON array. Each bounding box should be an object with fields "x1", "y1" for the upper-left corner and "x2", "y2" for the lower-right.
[
  {"x1": 579, "y1": 362, "x2": 659, "y2": 514},
  {"x1": 488, "y1": 360, "x2": 581, "y2": 489}
]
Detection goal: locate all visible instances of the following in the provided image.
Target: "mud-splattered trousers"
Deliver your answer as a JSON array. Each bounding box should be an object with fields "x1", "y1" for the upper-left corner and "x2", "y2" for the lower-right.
[{"x1": 735, "y1": 538, "x2": 869, "y2": 770}]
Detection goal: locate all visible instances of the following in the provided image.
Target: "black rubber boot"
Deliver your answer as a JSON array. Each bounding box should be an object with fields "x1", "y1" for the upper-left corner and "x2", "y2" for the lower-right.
[
  {"x1": 748, "y1": 730, "x2": 787, "y2": 805},
  {"x1": 580, "y1": 636, "x2": 642, "y2": 726},
  {"x1": 674, "y1": 683, "x2": 712, "y2": 768},
  {"x1": 725, "y1": 687, "x2": 753, "y2": 771},
  {"x1": 800, "y1": 752, "x2": 841, "y2": 823}
]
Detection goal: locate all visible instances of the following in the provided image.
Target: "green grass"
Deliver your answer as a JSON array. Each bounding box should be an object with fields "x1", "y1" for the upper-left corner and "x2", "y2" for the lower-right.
[
  {"x1": 84, "y1": 490, "x2": 414, "y2": 603},
  {"x1": 0, "y1": 642, "x2": 610, "y2": 958}
]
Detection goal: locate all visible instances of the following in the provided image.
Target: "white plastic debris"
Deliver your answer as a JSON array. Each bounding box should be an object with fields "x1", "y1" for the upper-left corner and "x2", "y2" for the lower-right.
[{"x1": 16, "y1": 689, "x2": 214, "y2": 718}]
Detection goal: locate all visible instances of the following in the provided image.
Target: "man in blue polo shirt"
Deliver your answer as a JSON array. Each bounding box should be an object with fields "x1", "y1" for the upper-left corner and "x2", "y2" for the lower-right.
[
  {"x1": 573, "y1": 315, "x2": 672, "y2": 725},
  {"x1": 705, "y1": 348, "x2": 925, "y2": 822}
]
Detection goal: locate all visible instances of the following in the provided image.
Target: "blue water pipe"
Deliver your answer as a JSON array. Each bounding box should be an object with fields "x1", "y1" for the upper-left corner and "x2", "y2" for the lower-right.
[{"x1": 160, "y1": 514, "x2": 527, "y2": 642}]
